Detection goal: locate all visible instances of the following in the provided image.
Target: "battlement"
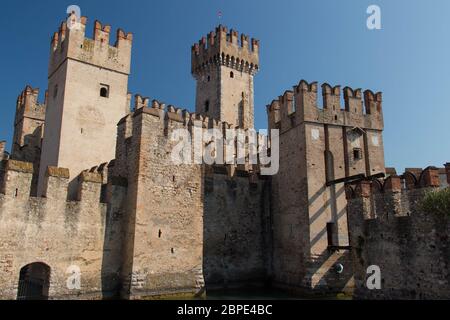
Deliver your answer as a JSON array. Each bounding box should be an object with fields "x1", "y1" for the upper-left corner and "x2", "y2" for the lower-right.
[
  {"x1": 347, "y1": 165, "x2": 450, "y2": 299},
  {"x1": 267, "y1": 80, "x2": 383, "y2": 132},
  {"x1": 191, "y1": 25, "x2": 259, "y2": 77},
  {"x1": 345, "y1": 166, "x2": 448, "y2": 223},
  {"x1": 15, "y1": 86, "x2": 46, "y2": 123},
  {"x1": 49, "y1": 15, "x2": 133, "y2": 76},
  {"x1": 116, "y1": 95, "x2": 268, "y2": 179},
  {"x1": 0, "y1": 159, "x2": 126, "y2": 205}
]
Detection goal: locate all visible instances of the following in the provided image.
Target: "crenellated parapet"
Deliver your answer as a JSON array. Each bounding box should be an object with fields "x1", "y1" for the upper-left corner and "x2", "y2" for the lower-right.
[
  {"x1": 0, "y1": 158, "x2": 126, "y2": 205},
  {"x1": 11, "y1": 85, "x2": 47, "y2": 167},
  {"x1": 346, "y1": 165, "x2": 450, "y2": 300},
  {"x1": 49, "y1": 15, "x2": 133, "y2": 76},
  {"x1": 267, "y1": 79, "x2": 383, "y2": 132},
  {"x1": 345, "y1": 166, "x2": 448, "y2": 221},
  {"x1": 15, "y1": 86, "x2": 46, "y2": 123},
  {"x1": 191, "y1": 25, "x2": 259, "y2": 77},
  {"x1": 115, "y1": 95, "x2": 268, "y2": 181}
]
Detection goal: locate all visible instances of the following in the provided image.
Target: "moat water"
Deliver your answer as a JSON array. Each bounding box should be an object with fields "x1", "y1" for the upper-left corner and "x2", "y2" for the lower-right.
[{"x1": 189, "y1": 288, "x2": 351, "y2": 300}]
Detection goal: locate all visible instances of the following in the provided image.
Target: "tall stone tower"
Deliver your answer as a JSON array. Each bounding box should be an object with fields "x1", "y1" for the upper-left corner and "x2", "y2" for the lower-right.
[
  {"x1": 37, "y1": 16, "x2": 132, "y2": 197},
  {"x1": 267, "y1": 81, "x2": 385, "y2": 293},
  {"x1": 191, "y1": 26, "x2": 259, "y2": 129}
]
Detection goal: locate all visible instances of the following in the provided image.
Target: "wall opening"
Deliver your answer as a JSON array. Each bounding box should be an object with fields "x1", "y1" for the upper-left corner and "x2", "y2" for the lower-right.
[
  {"x1": 327, "y1": 222, "x2": 336, "y2": 247},
  {"x1": 238, "y1": 103, "x2": 244, "y2": 127},
  {"x1": 204, "y1": 100, "x2": 210, "y2": 113},
  {"x1": 230, "y1": 71, "x2": 234, "y2": 78},
  {"x1": 17, "y1": 262, "x2": 51, "y2": 300},
  {"x1": 353, "y1": 148, "x2": 363, "y2": 161},
  {"x1": 100, "y1": 84, "x2": 110, "y2": 98}
]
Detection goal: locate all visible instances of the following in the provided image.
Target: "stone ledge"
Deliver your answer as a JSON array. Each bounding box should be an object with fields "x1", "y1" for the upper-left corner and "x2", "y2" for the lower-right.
[
  {"x1": 1, "y1": 159, "x2": 33, "y2": 173},
  {"x1": 46, "y1": 166, "x2": 70, "y2": 179},
  {"x1": 79, "y1": 171, "x2": 103, "y2": 184}
]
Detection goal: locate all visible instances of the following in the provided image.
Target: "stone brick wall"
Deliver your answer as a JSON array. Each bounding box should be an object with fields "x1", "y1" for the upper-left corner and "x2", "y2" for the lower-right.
[
  {"x1": 347, "y1": 168, "x2": 450, "y2": 299},
  {"x1": 0, "y1": 141, "x2": 6, "y2": 160},
  {"x1": 203, "y1": 168, "x2": 269, "y2": 289},
  {"x1": 113, "y1": 103, "x2": 269, "y2": 298},
  {"x1": 0, "y1": 160, "x2": 125, "y2": 299}
]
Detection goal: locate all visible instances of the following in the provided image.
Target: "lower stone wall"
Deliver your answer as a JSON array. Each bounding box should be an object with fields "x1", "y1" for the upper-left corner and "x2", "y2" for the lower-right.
[
  {"x1": 348, "y1": 187, "x2": 450, "y2": 299},
  {"x1": 203, "y1": 170, "x2": 269, "y2": 289},
  {"x1": 0, "y1": 161, "x2": 125, "y2": 300}
]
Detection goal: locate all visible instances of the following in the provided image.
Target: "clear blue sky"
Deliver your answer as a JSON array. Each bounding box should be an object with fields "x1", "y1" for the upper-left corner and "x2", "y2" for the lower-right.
[{"x1": 0, "y1": 0, "x2": 449, "y2": 171}]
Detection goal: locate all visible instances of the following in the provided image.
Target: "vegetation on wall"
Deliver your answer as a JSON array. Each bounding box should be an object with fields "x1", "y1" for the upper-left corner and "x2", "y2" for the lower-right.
[{"x1": 420, "y1": 188, "x2": 450, "y2": 216}]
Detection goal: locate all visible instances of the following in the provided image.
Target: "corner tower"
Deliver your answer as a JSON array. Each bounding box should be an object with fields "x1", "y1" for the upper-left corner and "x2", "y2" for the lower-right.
[
  {"x1": 191, "y1": 26, "x2": 259, "y2": 129},
  {"x1": 37, "y1": 16, "x2": 132, "y2": 197}
]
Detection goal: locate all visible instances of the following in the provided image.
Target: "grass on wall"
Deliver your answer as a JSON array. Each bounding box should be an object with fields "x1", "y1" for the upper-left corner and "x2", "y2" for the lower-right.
[{"x1": 420, "y1": 188, "x2": 450, "y2": 216}]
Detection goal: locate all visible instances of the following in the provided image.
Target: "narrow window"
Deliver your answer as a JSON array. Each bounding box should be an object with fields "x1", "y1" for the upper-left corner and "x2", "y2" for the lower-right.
[
  {"x1": 14, "y1": 188, "x2": 18, "y2": 197},
  {"x1": 171, "y1": 248, "x2": 174, "y2": 254},
  {"x1": 291, "y1": 98, "x2": 296, "y2": 113},
  {"x1": 53, "y1": 85, "x2": 58, "y2": 99},
  {"x1": 327, "y1": 222, "x2": 336, "y2": 247},
  {"x1": 204, "y1": 100, "x2": 210, "y2": 112},
  {"x1": 230, "y1": 71, "x2": 234, "y2": 78},
  {"x1": 158, "y1": 229, "x2": 162, "y2": 238},
  {"x1": 238, "y1": 103, "x2": 244, "y2": 127},
  {"x1": 353, "y1": 148, "x2": 362, "y2": 161},
  {"x1": 100, "y1": 84, "x2": 109, "y2": 98},
  {"x1": 207, "y1": 75, "x2": 211, "y2": 82}
]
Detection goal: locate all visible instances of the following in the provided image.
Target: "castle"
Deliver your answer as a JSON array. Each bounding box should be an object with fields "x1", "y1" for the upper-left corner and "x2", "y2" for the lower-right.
[{"x1": 0, "y1": 14, "x2": 449, "y2": 300}]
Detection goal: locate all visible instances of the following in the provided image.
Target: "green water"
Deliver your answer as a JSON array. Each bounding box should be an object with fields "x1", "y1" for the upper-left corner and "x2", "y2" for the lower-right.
[{"x1": 204, "y1": 289, "x2": 351, "y2": 300}]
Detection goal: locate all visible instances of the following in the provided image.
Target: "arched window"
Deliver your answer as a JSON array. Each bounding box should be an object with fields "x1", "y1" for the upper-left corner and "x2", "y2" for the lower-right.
[
  {"x1": 230, "y1": 71, "x2": 234, "y2": 78},
  {"x1": 100, "y1": 84, "x2": 109, "y2": 98},
  {"x1": 17, "y1": 262, "x2": 51, "y2": 300}
]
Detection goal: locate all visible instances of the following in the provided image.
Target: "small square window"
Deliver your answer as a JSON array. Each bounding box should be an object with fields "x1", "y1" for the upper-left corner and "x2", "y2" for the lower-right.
[
  {"x1": 100, "y1": 84, "x2": 110, "y2": 98},
  {"x1": 353, "y1": 148, "x2": 363, "y2": 161}
]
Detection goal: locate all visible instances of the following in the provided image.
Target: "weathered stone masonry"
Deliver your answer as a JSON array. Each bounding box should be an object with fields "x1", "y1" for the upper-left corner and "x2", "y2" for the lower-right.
[{"x1": 347, "y1": 167, "x2": 450, "y2": 299}]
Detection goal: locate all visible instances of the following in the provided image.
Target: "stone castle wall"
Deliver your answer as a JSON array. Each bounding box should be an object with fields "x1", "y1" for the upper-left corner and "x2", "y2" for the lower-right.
[
  {"x1": 347, "y1": 167, "x2": 450, "y2": 299},
  {"x1": 0, "y1": 160, "x2": 125, "y2": 299},
  {"x1": 113, "y1": 102, "x2": 269, "y2": 298}
]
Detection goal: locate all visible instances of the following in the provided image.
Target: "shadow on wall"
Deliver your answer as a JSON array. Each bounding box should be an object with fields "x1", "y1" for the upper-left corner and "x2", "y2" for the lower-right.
[
  {"x1": 101, "y1": 182, "x2": 127, "y2": 299},
  {"x1": 202, "y1": 171, "x2": 271, "y2": 291}
]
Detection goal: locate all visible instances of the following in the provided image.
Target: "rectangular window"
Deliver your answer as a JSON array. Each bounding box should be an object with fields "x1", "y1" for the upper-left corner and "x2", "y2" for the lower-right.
[
  {"x1": 353, "y1": 148, "x2": 363, "y2": 161},
  {"x1": 327, "y1": 222, "x2": 336, "y2": 247}
]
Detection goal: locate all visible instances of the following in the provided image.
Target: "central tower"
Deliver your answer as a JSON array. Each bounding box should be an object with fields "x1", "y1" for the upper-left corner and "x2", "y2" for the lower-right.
[{"x1": 191, "y1": 26, "x2": 259, "y2": 129}]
